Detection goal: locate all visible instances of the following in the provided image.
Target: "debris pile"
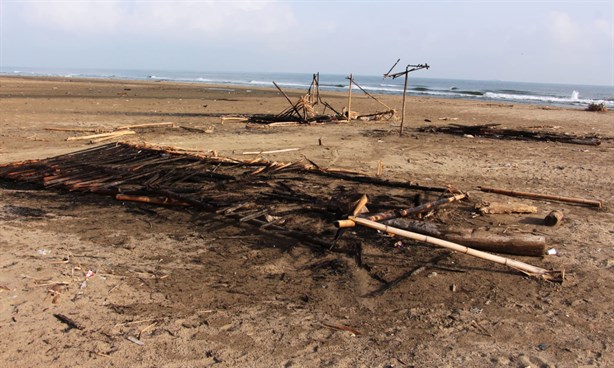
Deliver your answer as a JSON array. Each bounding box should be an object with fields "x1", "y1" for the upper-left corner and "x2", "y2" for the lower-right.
[
  {"x1": 2, "y1": 142, "x2": 595, "y2": 285},
  {"x1": 225, "y1": 73, "x2": 397, "y2": 127},
  {"x1": 418, "y1": 123, "x2": 604, "y2": 146}
]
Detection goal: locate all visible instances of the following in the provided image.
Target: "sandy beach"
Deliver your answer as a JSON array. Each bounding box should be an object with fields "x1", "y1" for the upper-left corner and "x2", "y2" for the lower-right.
[{"x1": 1, "y1": 75, "x2": 613, "y2": 367}]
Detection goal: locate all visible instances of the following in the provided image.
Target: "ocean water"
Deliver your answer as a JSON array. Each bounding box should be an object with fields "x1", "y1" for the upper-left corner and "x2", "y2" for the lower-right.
[{"x1": 3, "y1": 67, "x2": 613, "y2": 109}]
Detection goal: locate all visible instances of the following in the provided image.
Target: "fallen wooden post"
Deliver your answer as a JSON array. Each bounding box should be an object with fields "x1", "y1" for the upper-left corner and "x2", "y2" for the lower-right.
[
  {"x1": 478, "y1": 186, "x2": 602, "y2": 208},
  {"x1": 347, "y1": 216, "x2": 563, "y2": 282},
  {"x1": 384, "y1": 218, "x2": 546, "y2": 256}
]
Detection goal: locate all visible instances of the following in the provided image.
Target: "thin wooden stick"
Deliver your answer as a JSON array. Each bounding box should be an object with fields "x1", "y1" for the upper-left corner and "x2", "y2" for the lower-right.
[
  {"x1": 116, "y1": 122, "x2": 175, "y2": 130},
  {"x1": 351, "y1": 79, "x2": 394, "y2": 111},
  {"x1": 478, "y1": 186, "x2": 602, "y2": 208},
  {"x1": 45, "y1": 127, "x2": 101, "y2": 133},
  {"x1": 348, "y1": 216, "x2": 563, "y2": 282},
  {"x1": 67, "y1": 130, "x2": 135, "y2": 141},
  {"x1": 242, "y1": 148, "x2": 300, "y2": 155},
  {"x1": 89, "y1": 130, "x2": 137, "y2": 143}
]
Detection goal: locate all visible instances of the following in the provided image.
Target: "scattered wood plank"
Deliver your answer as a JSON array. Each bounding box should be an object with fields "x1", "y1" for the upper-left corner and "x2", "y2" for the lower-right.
[
  {"x1": 478, "y1": 186, "x2": 602, "y2": 208},
  {"x1": 478, "y1": 202, "x2": 538, "y2": 214}
]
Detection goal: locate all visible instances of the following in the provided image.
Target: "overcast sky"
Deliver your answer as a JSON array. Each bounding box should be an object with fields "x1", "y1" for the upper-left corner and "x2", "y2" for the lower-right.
[{"x1": 1, "y1": 0, "x2": 612, "y2": 86}]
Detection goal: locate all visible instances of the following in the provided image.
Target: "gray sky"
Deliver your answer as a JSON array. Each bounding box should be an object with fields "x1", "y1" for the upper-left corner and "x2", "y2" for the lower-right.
[{"x1": 1, "y1": 0, "x2": 613, "y2": 86}]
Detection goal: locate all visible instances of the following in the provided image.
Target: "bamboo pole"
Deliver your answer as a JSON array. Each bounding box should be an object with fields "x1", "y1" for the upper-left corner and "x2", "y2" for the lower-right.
[
  {"x1": 478, "y1": 186, "x2": 602, "y2": 208},
  {"x1": 352, "y1": 194, "x2": 369, "y2": 216},
  {"x1": 272, "y1": 81, "x2": 305, "y2": 123},
  {"x1": 348, "y1": 216, "x2": 563, "y2": 282}
]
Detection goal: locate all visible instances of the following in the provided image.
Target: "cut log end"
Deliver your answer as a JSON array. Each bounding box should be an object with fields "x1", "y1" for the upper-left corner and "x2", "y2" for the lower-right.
[{"x1": 544, "y1": 210, "x2": 564, "y2": 226}]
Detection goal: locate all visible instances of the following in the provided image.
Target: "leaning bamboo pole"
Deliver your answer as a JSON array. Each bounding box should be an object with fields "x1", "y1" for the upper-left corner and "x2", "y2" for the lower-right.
[
  {"x1": 272, "y1": 81, "x2": 305, "y2": 123},
  {"x1": 347, "y1": 216, "x2": 563, "y2": 282}
]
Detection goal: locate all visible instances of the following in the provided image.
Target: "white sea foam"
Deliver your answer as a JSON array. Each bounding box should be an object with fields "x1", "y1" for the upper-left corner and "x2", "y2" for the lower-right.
[{"x1": 484, "y1": 91, "x2": 614, "y2": 107}]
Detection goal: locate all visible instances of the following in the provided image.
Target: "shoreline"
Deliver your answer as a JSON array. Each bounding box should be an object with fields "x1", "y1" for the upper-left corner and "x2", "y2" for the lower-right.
[
  {"x1": 0, "y1": 75, "x2": 596, "y2": 111},
  {"x1": 2, "y1": 73, "x2": 609, "y2": 110}
]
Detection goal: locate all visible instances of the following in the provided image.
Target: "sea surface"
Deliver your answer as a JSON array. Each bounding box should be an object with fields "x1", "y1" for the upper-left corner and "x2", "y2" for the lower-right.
[{"x1": 3, "y1": 67, "x2": 613, "y2": 109}]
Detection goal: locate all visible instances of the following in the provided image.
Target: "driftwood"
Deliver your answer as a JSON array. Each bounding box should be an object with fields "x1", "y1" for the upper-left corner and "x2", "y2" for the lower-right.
[
  {"x1": 348, "y1": 216, "x2": 563, "y2": 282},
  {"x1": 384, "y1": 218, "x2": 546, "y2": 256},
  {"x1": 361, "y1": 193, "x2": 466, "y2": 223},
  {"x1": 478, "y1": 202, "x2": 538, "y2": 214},
  {"x1": 544, "y1": 210, "x2": 564, "y2": 226},
  {"x1": 478, "y1": 186, "x2": 602, "y2": 208},
  {"x1": 418, "y1": 123, "x2": 602, "y2": 146}
]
